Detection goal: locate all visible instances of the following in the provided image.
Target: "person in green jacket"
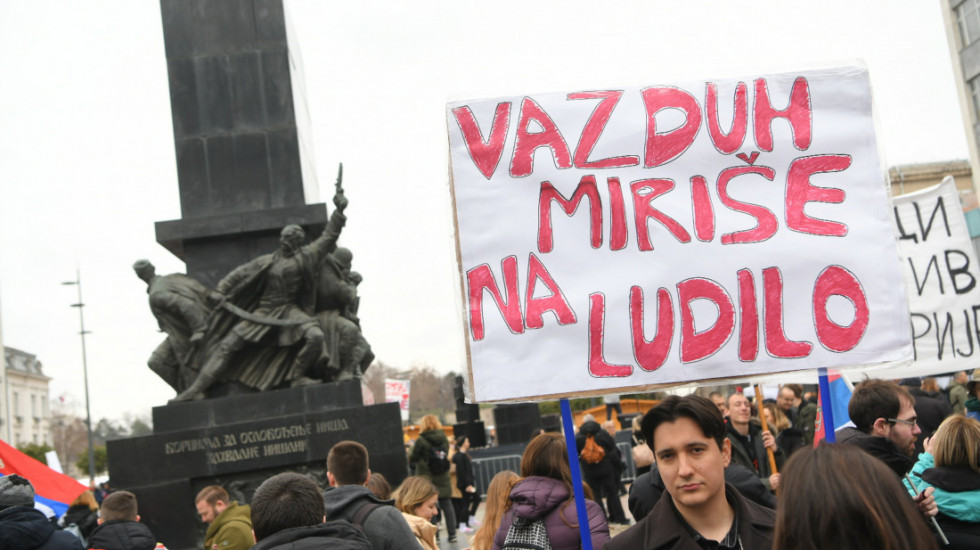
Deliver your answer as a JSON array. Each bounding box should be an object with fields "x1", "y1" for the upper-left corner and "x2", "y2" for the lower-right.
[
  {"x1": 195, "y1": 486, "x2": 254, "y2": 550},
  {"x1": 408, "y1": 415, "x2": 457, "y2": 543}
]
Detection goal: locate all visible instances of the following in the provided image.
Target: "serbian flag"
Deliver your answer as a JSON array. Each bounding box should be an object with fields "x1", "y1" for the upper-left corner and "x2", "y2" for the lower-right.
[
  {"x1": 813, "y1": 370, "x2": 854, "y2": 445},
  {"x1": 0, "y1": 438, "x2": 86, "y2": 517}
]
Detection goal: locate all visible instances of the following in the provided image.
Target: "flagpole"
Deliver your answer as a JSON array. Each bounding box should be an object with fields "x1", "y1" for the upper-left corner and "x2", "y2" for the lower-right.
[
  {"x1": 817, "y1": 367, "x2": 836, "y2": 443},
  {"x1": 560, "y1": 398, "x2": 593, "y2": 550}
]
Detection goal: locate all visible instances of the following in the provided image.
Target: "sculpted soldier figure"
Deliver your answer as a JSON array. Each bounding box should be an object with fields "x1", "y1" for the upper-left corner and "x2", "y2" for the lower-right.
[
  {"x1": 315, "y1": 247, "x2": 375, "y2": 381},
  {"x1": 133, "y1": 259, "x2": 212, "y2": 391},
  {"x1": 171, "y1": 186, "x2": 349, "y2": 402}
]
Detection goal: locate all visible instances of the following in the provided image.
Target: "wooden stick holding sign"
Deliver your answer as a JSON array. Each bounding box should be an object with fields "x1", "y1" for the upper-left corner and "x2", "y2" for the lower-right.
[{"x1": 753, "y1": 386, "x2": 778, "y2": 477}]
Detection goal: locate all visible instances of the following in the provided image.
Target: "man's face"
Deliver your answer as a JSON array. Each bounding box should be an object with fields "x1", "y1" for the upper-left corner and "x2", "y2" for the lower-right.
[
  {"x1": 653, "y1": 417, "x2": 731, "y2": 514},
  {"x1": 710, "y1": 395, "x2": 726, "y2": 416},
  {"x1": 885, "y1": 398, "x2": 921, "y2": 457},
  {"x1": 280, "y1": 228, "x2": 304, "y2": 253},
  {"x1": 727, "y1": 394, "x2": 751, "y2": 425},
  {"x1": 196, "y1": 500, "x2": 225, "y2": 524},
  {"x1": 776, "y1": 388, "x2": 796, "y2": 412}
]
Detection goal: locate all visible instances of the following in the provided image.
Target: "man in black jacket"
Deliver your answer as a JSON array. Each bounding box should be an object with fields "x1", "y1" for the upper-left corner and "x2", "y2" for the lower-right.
[
  {"x1": 322, "y1": 441, "x2": 417, "y2": 550},
  {"x1": 576, "y1": 414, "x2": 628, "y2": 525},
  {"x1": 0, "y1": 475, "x2": 83, "y2": 550},
  {"x1": 85, "y1": 491, "x2": 165, "y2": 550},
  {"x1": 606, "y1": 395, "x2": 775, "y2": 550}
]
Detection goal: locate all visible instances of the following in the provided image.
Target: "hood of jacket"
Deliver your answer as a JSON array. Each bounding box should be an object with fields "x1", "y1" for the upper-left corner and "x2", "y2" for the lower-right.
[
  {"x1": 420, "y1": 429, "x2": 448, "y2": 448},
  {"x1": 86, "y1": 519, "x2": 156, "y2": 550},
  {"x1": 922, "y1": 465, "x2": 980, "y2": 493},
  {"x1": 0, "y1": 506, "x2": 58, "y2": 550},
  {"x1": 837, "y1": 426, "x2": 915, "y2": 477},
  {"x1": 322, "y1": 485, "x2": 392, "y2": 516},
  {"x1": 509, "y1": 476, "x2": 569, "y2": 520}
]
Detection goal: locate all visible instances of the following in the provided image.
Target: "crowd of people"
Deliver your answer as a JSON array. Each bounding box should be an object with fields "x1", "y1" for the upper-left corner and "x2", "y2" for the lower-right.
[{"x1": 2, "y1": 372, "x2": 979, "y2": 549}]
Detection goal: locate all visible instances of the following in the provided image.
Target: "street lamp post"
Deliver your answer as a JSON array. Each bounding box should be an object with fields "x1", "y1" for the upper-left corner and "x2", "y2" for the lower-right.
[{"x1": 63, "y1": 270, "x2": 95, "y2": 484}]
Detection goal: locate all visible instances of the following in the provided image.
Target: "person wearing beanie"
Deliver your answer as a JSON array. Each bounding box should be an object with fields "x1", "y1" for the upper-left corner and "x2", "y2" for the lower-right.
[{"x1": 0, "y1": 474, "x2": 84, "y2": 550}]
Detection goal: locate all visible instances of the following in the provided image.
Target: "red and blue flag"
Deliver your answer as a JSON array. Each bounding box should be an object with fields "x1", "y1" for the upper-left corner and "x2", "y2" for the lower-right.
[{"x1": 0, "y1": 438, "x2": 86, "y2": 517}]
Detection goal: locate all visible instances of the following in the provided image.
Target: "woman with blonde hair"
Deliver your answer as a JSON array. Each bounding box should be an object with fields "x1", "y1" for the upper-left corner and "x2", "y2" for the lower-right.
[
  {"x1": 470, "y1": 470, "x2": 520, "y2": 550},
  {"x1": 58, "y1": 489, "x2": 99, "y2": 541},
  {"x1": 904, "y1": 415, "x2": 980, "y2": 549},
  {"x1": 393, "y1": 476, "x2": 441, "y2": 550},
  {"x1": 492, "y1": 432, "x2": 609, "y2": 550},
  {"x1": 409, "y1": 414, "x2": 456, "y2": 542}
]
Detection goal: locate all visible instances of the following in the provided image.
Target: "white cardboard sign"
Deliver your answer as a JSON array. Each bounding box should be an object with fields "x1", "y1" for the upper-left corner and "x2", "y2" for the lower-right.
[
  {"x1": 894, "y1": 177, "x2": 980, "y2": 372},
  {"x1": 448, "y1": 66, "x2": 912, "y2": 402}
]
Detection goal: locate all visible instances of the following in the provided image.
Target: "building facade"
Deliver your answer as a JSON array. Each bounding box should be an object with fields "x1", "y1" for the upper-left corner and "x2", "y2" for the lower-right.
[{"x1": 3, "y1": 347, "x2": 52, "y2": 447}]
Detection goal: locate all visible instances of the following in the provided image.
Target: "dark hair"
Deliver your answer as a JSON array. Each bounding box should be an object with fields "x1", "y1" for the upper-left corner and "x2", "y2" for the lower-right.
[
  {"x1": 642, "y1": 395, "x2": 726, "y2": 451},
  {"x1": 848, "y1": 379, "x2": 914, "y2": 433},
  {"x1": 195, "y1": 485, "x2": 229, "y2": 506},
  {"x1": 782, "y1": 384, "x2": 803, "y2": 399},
  {"x1": 251, "y1": 473, "x2": 325, "y2": 541},
  {"x1": 327, "y1": 440, "x2": 370, "y2": 485},
  {"x1": 100, "y1": 491, "x2": 138, "y2": 522},
  {"x1": 521, "y1": 433, "x2": 592, "y2": 528},
  {"x1": 366, "y1": 472, "x2": 392, "y2": 500},
  {"x1": 773, "y1": 444, "x2": 938, "y2": 550}
]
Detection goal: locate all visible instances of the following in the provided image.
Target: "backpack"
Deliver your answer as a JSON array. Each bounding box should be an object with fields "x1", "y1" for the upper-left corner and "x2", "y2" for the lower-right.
[
  {"x1": 62, "y1": 523, "x2": 86, "y2": 546},
  {"x1": 502, "y1": 516, "x2": 552, "y2": 550},
  {"x1": 427, "y1": 443, "x2": 451, "y2": 474},
  {"x1": 579, "y1": 434, "x2": 605, "y2": 464}
]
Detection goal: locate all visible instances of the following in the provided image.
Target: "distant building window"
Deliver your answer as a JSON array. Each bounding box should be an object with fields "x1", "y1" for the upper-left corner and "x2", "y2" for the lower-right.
[
  {"x1": 971, "y1": 76, "x2": 980, "y2": 123},
  {"x1": 31, "y1": 395, "x2": 36, "y2": 417},
  {"x1": 12, "y1": 392, "x2": 18, "y2": 415},
  {"x1": 958, "y1": 0, "x2": 980, "y2": 47}
]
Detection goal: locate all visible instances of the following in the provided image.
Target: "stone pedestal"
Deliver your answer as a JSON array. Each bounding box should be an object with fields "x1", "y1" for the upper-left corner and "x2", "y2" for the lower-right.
[{"x1": 106, "y1": 380, "x2": 406, "y2": 550}]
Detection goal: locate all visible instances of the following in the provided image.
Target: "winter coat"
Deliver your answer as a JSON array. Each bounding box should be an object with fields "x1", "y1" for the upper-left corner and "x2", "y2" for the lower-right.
[
  {"x1": 908, "y1": 388, "x2": 952, "y2": 454},
  {"x1": 322, "y1": 484, "x2": 419, "y2": 550},
  {"x1": 949, "y1": 383, "x2": 969, "y2": 416},
  {"x1": 492, "y1": 476, "x2": 609, "y2": 550},
  {"x1": 726, "y1": 422, "x2": 784, "y2": 491},
  {"x1": 204, "y1": 502, "x2": 254, "y2": 550},
  {"x1": 400, "y1": 512, "x2": 438, "y2": 550},
  {"x1": 410, "y1": 429, "x2": 452, "y2": 498},
  {"x1": 837, "y1": 426, "x2": 914, "y2": 477},
  {"x1": 85, "y1": 520, "x2": 158, "y2": 550},
  {"x1": 905, "y1": 452, "x2": 980, "y2": 522},
  {"x1": 574, "y1": 421, "x2": 619, "y2": 481},
  {"x1": 965, "y1": 398, "x2": 980, "y2": 421},
  {"x1": 60, "y1": 505, "x2": 99, "y2": 540},
  {"x1": 605, "y1": 484, "x2": 775, "y2": 550},
  {"x1": 628, "y1": 463, "x2": 777, "y2": 522},
  {"x1": 453, "y1": 451, "x2": 476, "y2": 492},
  {"x1": 0, "y1": 506, "x2": 84, "y2": 550},
  {"x1": 905, "y1": 453, "x2": 980, "y2": 550},
  {"x1": 251, "y1": 520, "x2": 372, "y2": 550}
]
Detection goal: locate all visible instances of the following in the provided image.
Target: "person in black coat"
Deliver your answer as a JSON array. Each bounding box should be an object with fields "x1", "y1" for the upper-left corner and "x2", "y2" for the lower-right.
[
  {"x1": 575, "y1": 415, "x2": 628, "y2": 524},
  {"x1": 85, "y1": 491, "x2": 164, "y2": 550},
  {"x1": 628, "y1": 462, "x2": 777, "y2": 521},
  {"x1": 0, "y1": 475, "x2": 83, "y2": 550},
  {"x1": 901, "y1": 378, "x2": 952, "y2": 456},
  {"x1": 450, "y1": 436, "x2": 481, "y2": 530}
]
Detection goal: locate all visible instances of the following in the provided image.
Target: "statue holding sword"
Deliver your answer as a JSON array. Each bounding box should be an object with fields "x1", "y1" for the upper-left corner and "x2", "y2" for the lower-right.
[{"x1": 171, "y1": 167, "x2": 350, "y2": 402}]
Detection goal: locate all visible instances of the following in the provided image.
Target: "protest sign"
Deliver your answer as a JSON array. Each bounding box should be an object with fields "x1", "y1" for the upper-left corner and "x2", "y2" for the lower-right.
[
  {"x1": 893, "y1": 177, "x2": 980, "y2": 373},
  {"x1": 385, "y1": 379, "x2": 411, "y2": 421},
  {"x1": 448, "y1": 66, "x2": 912, "y2": 402}
]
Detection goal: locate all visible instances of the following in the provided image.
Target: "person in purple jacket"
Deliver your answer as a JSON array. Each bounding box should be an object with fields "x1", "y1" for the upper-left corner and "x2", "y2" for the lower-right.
[{"x1": 492, "y1": 432, "x2": 609, "y2": 550}]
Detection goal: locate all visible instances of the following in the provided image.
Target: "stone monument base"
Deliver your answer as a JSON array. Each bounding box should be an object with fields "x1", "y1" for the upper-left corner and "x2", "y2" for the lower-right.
[{"x1": 106, "y1": 380, "x2": 406, "y2": 550}]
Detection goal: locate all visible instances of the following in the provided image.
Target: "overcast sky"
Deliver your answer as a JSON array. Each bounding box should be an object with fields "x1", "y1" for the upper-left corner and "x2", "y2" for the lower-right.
[{"x1": 0, "y1": 0, "x2": 969, "y2": 422}]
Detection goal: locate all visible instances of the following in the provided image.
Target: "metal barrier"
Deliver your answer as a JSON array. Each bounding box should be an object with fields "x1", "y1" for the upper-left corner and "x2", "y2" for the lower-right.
[{"x1": 467, "y1": 433, "x2": 639, "y2": 498}]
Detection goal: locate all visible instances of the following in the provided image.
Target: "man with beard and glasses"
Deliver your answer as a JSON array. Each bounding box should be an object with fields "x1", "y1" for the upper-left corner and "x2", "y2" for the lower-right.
[{"x1": 837, "y1": 378, "x2": 938, "y2": 520}]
